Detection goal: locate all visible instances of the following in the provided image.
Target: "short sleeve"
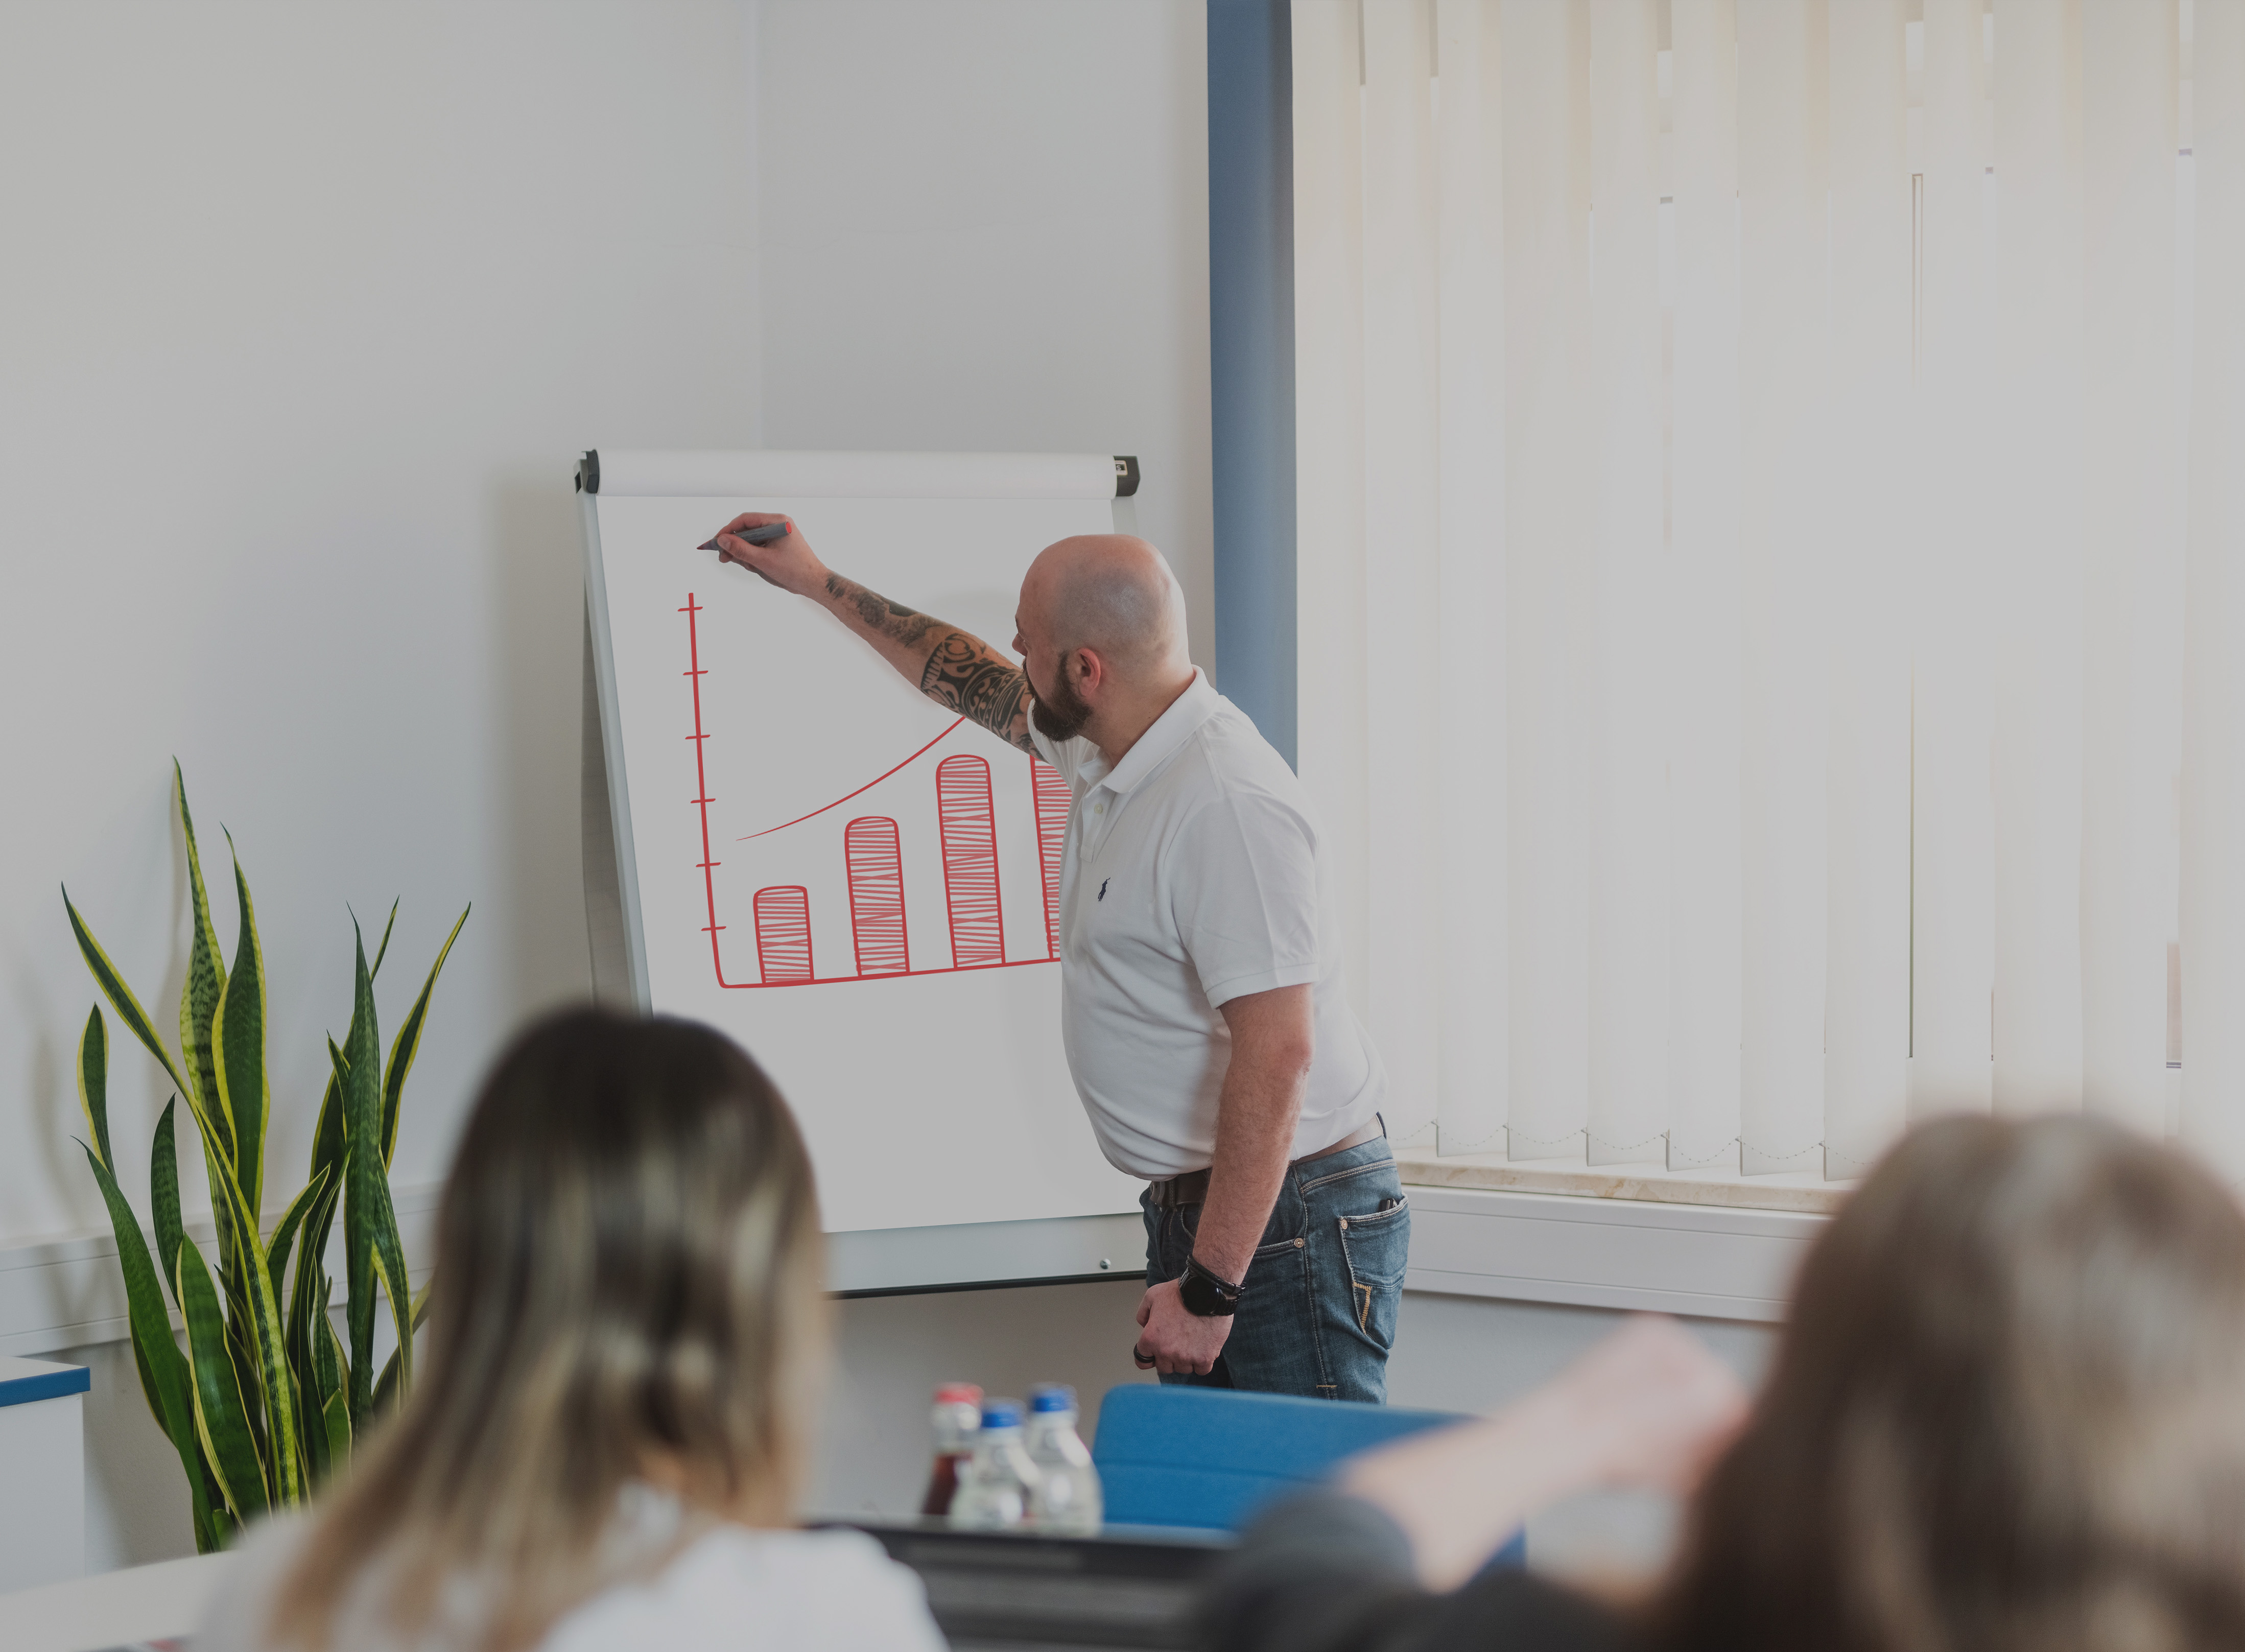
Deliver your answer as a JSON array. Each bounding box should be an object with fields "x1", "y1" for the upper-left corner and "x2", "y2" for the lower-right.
[
  {"x1": 1168, "y1": 790, "x2": 1322, "y2": 1008},
  {"x1": 1028, "y1": 719, "x2": 1096, "y2": 787}
]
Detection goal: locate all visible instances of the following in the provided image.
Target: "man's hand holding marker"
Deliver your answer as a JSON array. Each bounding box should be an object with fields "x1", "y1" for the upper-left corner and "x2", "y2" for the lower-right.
[{"x1": 700, "y1": 519, "x2": 793, "y2": 555}]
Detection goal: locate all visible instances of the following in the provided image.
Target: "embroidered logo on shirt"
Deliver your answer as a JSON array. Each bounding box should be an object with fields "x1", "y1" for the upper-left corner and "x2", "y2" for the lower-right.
[{"x1": 1098, "y1": 879, "x2": 1109, "y2": 902}]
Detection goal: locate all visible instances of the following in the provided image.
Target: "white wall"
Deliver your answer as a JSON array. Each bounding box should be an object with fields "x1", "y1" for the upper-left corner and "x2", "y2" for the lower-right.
[
  {"x1": 0, "y1": 0, "x2": 764, "y2": 1244},
  {"x1": 754, "y1": 0, "x2": 1216, "y2": 665},
  {"x1": 1, "y1": 0, "x2": 1212, "y2": 1237},
  {"x1": 4, "y1": 0, "x2": 1223, "y2": 1574}
]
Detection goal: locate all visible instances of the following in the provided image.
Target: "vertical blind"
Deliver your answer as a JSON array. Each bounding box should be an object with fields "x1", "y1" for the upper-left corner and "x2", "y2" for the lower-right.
[{"x1": 1292, "y1": 0, "x2": 2245, "y2": 1179}]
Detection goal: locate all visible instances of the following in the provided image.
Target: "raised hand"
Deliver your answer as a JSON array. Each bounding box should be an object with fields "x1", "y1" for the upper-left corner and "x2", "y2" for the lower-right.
[{"x1": 706, "y1": 512, "x2": 826, "y2": 598}]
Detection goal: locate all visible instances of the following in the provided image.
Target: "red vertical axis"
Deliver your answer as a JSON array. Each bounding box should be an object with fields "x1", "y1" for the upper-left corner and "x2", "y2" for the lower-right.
[
  {"x1": 844, "y1": 816, "x2": 910, "y2": 975},
  {"x1": 1032, "y1": 757, "x2": 1070, "y2": 959},
  {"x1": 681, "y1": 594, "x2": 731, "y2": 986},
  {"x1": 936, "y1": 754, "x2": 1004, "y2": 966},
  {"x1": 752, "y1": 887, "x2": 814, "y2": 983}
]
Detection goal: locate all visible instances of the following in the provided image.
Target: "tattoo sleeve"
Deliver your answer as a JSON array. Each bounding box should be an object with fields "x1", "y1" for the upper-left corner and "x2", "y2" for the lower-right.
[
  {"x1": 824, "y1": 573, "x2": 941, "y2": 650},
  {"x1": 920, "y1": 633, "x2": 1035, "y2": 753},
  {"x1": 823, "y1": 572, "x2": 1035, "y2": 752}
]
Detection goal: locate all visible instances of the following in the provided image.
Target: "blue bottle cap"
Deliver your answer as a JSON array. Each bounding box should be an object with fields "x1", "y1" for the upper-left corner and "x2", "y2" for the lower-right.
[
  {"x1": 981, "y1": 1399, "x2": 1024, "y2": 1429},
  {"x1": 1028, "y1": 1384, "x2": 1076, "y2": 1412}
]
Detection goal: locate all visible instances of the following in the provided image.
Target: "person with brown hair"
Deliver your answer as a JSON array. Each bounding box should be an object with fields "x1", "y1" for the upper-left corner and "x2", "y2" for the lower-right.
[
  {"x1": 194, "y1": 1008, "x2": 944, "y2": 1652},
  {"x1": 1201, "y1": 1113, "x2": 2245, "y2": 1652}
]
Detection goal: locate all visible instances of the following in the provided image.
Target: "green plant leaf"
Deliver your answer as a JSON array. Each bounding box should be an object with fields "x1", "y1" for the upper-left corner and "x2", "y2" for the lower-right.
[
  {"x1": 175, "y1": 1238, "x2": 269, "y2": 1523},
  {"x1": 285, "y1": 1195, "x2": 334, "y2": 1373},
  {"x1": 316, "y1": 1309, "x2": 351, "y2": 1472},
  {"x1": 289, "y1": 1258, "x2": 333, "y2": 1482},
  {"x1": 322, "y1": 1391, "x2": 351, "y2": 1471},
  {"x1": 77, "y1": 1007, "x2": 111, "y2": 1169},
  {"x1": 211, "y1": 1160, "x2": 305, "y2": 1507},
  {"x1": 265, "y1": 1163, "x2": 329, "y2": 1309},
  {"x1": 369, "y1": 1342, "x2": 403, "y2": 1415},
  {"x1": 62, "y1": 890, "x2": 198, "y2": 1115},
  {"x1": 369, "y1": 898, "x2": 398, "y2": 981},
  {"x1": 64, "y1": 880, "x2": 242, "y2": 1319},
  {"x1": 334, "y1": 919, "x2": 416, "y2": 1421},
  {"x1": 124, "y1": 1333, "x2": 226, "y2": 1556},
  {"x1": 163, "y1": 1054, "x2": 305, "y2": 1514},
  {"x1": 367, "y1": 1224, "x2": 413, "y2": 1413},
  {"x1": 151, "y1": 1099, "x2": 187, "y2": 1311},
  {"x1": 337, "y1": 917, "x2": 388, "y2": 1421},
  {"x1": 334, "y1": 958, "x2": 412, "y2": 1422},
  {"x1": 76, "y1": 1142, "x2": 211, "y2": 1520},
  {"x1": 173, "y1": 764, "x2": 233, "y2": 1174},
  {"x1": 211, "y1": 833, "x2": 270, "y2": 1216},
  {"x1": 367, "y1": 1273, "x2": 435, "y2": 1418},
  {"x1": 381, "y1": 906, "x2": 468, "y2": 1166},
  {"x1": 289, "y1": 1063, "x2": 349, "y2": 1373}
]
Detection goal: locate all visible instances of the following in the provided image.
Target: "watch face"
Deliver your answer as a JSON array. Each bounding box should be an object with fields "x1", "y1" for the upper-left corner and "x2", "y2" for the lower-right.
[{"x1": 1180, "y1": 1269, "x2": 1234, "y2": 1317}]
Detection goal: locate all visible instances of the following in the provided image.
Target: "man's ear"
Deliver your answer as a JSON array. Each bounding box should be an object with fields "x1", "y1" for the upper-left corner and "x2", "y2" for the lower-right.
[{"x1": 1073, "y1": 646, "x2": 1107, "y2": 698}]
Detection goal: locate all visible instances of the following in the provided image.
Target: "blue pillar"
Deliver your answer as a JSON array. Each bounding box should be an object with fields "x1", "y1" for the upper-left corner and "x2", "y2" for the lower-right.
[{"x1": 1208, "y1": 0, "x2": 1297, "y2": 768}]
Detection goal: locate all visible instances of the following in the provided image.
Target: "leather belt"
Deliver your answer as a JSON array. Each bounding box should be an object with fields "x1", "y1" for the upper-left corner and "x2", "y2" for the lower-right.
[{"x1": 1144, "y1": 1117, "x2": 1386, "y2": 1210}]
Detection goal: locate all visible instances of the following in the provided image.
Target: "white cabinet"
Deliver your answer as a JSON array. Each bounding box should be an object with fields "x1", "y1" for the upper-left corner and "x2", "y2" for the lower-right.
[{"x1": 0, "y1": 1358, "x2": 87, "y2": 1592}]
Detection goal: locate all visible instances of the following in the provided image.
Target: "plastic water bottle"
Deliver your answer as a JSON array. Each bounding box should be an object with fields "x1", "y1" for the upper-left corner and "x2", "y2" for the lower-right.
[
  {"x1": 1025, "y1": 1383, "x2": 1103, "y2": 1534},
  {"x1": 948, "y1": 1399, "x2": 1045, "y2": 1530},
  {"x1": 919, "y1": 1382, "x2": 984, "y2": 1518}
]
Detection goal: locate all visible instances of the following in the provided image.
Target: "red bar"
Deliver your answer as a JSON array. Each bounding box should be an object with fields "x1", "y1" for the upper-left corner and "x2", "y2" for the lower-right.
[
  {"x1": 1032, "y1": 757, "x2": 1071, "y2": 959},
  {"x1": 752, "y1": 886, "x2": 814, "y2": 984},
  {"x1": 844, "y1": 816, "x2": 910, "y2": 976},
  {"x1": 936, "y1": 755, "x2": 1004, "y2": 966}
]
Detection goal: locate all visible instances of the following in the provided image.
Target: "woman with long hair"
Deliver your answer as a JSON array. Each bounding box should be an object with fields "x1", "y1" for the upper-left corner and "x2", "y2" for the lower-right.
[
  {"x1": 196, "y1": 1008, "x2": 943, "y2": 1652},
  {"x1": 1203, "y1": 1113, "x2": 2245, "y2": 1652}
]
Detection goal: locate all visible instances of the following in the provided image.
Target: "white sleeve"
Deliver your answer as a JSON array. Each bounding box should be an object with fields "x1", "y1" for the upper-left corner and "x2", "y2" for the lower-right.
[
  {"x1": 821, "y1": 1554, "x2": 950, "y2": 1652},
  {"x1": 1026, "y1": 719, "x2": 1093, "y2": 785},
  {"x1": 549, "y1": 1528, "x2": 948, "y2": 1652},
  {"x1": 1168, "y1": 792, "x2": 1324, "y2": 1008}
]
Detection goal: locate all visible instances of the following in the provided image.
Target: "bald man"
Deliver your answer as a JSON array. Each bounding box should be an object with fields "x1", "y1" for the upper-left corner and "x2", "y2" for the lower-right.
[{"x1": 708, "y1": 514, "x2": 1402, "y2": 1402}]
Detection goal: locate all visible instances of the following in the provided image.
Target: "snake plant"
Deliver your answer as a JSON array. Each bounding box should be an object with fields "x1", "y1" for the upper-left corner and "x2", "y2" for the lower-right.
[{"x1": 62, "y1": 764, "x2": 467, "y2": 1552}]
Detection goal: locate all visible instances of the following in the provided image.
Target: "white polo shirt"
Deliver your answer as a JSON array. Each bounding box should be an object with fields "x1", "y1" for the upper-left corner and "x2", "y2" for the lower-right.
[{"x1": 1030, "y1": 670, "x2": 1386, "y2": 1179}]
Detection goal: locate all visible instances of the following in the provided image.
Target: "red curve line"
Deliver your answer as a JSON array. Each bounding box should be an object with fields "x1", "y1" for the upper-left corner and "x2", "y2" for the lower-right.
[
  {"x1": 736, "y1": 717, "x2": 970, "y2": 840},
  {"x1": 684, "y1": 593, "x2": 1055, "y2": 990}
]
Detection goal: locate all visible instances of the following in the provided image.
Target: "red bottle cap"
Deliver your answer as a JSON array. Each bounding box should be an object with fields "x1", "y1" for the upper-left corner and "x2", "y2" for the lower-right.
[{"x1": 935, "y1": 1382, "x2": 983, "y2": 1404}]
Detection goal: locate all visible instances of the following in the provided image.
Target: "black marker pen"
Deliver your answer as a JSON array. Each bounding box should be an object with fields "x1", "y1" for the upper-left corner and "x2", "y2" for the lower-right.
[{"x1": 700, "y1": 521, "x2": 791, "y2": 552}]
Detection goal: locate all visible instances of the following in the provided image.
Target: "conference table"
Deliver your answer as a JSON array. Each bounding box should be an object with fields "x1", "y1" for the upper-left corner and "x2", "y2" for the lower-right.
[{"x1": 4, "y1": 1518, "x2": 1234, "y2": 1652}]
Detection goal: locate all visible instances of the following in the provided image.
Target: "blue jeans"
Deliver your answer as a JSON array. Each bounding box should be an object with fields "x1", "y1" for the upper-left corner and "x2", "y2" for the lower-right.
[{"x1": 1140, "y1": 1135, "x2": 1409, "y2": 1403}]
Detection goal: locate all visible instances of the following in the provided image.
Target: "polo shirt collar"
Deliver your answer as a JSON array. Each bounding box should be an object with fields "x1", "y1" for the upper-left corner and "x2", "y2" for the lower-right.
[{"x1": 1086, "y1": 669, "x2": 1222, "y2": 796}]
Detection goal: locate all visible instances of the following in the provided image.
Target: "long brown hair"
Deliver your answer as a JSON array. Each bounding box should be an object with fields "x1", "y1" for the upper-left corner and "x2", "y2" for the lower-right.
[
  {"x1": 267, "y1": 1009, "x2": 826, "y2": 1651},
  {"x1": 1656, "y1": 1114, "x2": 2245, "y2": 1652}
]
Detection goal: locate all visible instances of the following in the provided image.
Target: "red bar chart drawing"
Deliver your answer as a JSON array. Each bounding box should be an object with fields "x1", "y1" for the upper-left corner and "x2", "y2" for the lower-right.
[
  {"x1": 1033, "y1": 756, "x2": 1070, "y2": 958},
  {"x1": 682, "y1": 592, "x2": 1061, "y2": 990},
  {"x1": 753, "y1": 887, "x2": 814, "y2": 983},
  {"x1": 937, "y1": 755, "x2": 1004, "y2": 966},
  {"x1": 845, "y1": 816, "x2": 909, "y2": 976}
]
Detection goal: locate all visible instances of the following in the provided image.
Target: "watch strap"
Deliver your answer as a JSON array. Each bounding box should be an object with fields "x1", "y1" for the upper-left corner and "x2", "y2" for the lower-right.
[{"x1": 1179, "y1": 1254, "x2": 1242, "y2": 1317}]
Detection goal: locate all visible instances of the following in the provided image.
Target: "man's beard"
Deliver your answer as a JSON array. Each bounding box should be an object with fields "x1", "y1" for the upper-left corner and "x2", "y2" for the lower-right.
[{"x1": 1030, "y1": 652, "x2": 1095, "y2": 742}]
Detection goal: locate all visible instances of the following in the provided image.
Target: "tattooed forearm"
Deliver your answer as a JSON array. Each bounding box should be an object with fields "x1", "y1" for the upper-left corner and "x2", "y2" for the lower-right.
[
  {"x1": 824, "y1": 573, "x2": 940, "y2": 650},
  {"x1": 920, "y1": 633, "x2": 1035, "y2": 752},
  {"x1": 817, "y1": 570, "x2": 1033, "y2": 750}
]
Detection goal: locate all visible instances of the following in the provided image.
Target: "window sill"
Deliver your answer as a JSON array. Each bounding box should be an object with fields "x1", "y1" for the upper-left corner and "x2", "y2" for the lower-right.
[
  {"x1": 1395, "y1": 1149, "x2": 1834, "y2": 1324},
  {"x1": 1395, "y1": 1146, "x2": 1849, "y2": 1216}
]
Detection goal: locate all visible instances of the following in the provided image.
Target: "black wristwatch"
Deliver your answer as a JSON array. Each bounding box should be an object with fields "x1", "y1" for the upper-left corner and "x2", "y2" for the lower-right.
[{"x1": 1178, "y1": 1255, "x2": 1242, "y2": 1318}]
